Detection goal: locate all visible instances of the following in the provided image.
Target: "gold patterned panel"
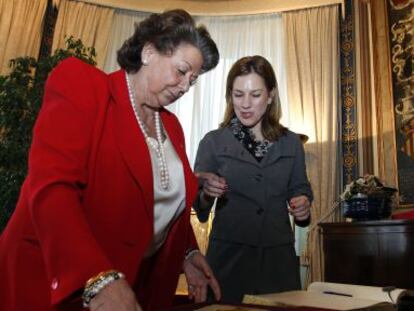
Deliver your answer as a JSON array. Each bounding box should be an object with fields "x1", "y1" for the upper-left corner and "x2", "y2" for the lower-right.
[{"x1": 341, "y1": 2, "x2": 358, "y2": 185}]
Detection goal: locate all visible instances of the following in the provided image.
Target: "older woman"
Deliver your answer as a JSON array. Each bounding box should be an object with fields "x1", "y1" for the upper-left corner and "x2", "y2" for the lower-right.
[
  {"x1": 194, "y1": 55, "x2": 313, "y2": 303},
  {"x1": 0, "y1": 9, "x2": 220, "y2": 311}
]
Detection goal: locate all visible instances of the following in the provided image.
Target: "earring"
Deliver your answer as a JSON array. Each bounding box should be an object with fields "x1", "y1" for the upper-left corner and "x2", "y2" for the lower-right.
[
  {"x1": 267, "y1": 99, "x2": 272, "y2": 105},
  {"x1": 142, "y1": 59, "x2": 148, "y2": 66}
]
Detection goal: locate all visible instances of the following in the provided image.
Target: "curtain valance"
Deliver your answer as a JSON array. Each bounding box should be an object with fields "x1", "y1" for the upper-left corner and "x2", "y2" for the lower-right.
[{"x1": 67, "y1": 0, "x2": 343, "y2": 16}]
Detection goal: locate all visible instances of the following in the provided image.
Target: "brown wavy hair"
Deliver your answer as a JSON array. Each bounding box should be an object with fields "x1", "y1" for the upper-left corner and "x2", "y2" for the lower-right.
[
  {"x1": 220, "y1": 55, "x2": 287, "y2": 141},
  {"x1": 117, "y1": 9, "x2": 219, "y2": 74}
]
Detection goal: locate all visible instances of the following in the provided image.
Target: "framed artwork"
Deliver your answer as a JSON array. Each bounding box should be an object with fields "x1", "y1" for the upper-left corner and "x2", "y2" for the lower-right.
[{"x1": 387, "y1": 0, "x2": 414, "y2": 207}]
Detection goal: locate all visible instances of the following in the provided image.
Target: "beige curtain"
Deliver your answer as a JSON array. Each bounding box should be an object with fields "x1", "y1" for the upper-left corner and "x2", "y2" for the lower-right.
[
  {"x1": 0, "y1": 0, "x2": 47, "y2": 75},
  {"x1": 103, "y1": 9, "x2": 149, "y2": 72},
  {"x1": 52, "y1": 0, "x2": 114, "y2": 69},
  {"x1": 283, "y1": 5, "x2": 341, "y2": 286}
]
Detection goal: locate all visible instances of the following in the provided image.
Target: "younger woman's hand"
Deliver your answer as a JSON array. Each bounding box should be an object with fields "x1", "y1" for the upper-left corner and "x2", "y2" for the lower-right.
[
  {"x1": 289, "y1": 195, "x2": 311, "y2": 221},
  {"x1": 195, "y1": 171, "x2": 227, "y2": 199}
]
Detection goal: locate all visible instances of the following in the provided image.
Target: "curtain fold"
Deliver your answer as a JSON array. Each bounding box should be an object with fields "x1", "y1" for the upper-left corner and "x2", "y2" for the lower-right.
[
  {"x1": 283, "y1": 5, "x2": 341, "y2": 286},
  {"x1": 103, "y1": 9, "x2": 148, "y2": 72},
  {"x1": 0, "y1": 0, "x2": 47, "y2": 75},
  {"x1": 52, "y1": 0, "x2": 114, "y2": 69}
]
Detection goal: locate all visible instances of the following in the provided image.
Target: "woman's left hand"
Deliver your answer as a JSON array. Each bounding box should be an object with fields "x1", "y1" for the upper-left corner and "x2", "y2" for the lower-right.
[
  {"x1": 183, "y1": 252, "x2": 221, "y2": 303},
  {"x1": 289, "y1": 195, "x2": 311, "y2": 221}
]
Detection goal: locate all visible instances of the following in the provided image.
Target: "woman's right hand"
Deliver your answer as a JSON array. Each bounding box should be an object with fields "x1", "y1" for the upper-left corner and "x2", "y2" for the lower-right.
[
  {"x1": 195, "y1": 172, "x2": 228, "y2": 200},
  {"x1": 89, "y1": 279, "x2": 142, "y2": 311}
]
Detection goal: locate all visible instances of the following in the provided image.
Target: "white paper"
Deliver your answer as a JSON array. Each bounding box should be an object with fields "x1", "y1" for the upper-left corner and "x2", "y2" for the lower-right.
[{"x1": 242, "y1": 282, "x2": 414, "y2": 311}]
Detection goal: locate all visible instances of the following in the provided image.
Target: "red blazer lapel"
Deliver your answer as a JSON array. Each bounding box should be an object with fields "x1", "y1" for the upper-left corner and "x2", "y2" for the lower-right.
[
  {"x1": 108, "y1": 70, "x2": 198, "y2": 228},
  {"x1": 108, "y1": 69, "x2": 154, "y2": 221}
]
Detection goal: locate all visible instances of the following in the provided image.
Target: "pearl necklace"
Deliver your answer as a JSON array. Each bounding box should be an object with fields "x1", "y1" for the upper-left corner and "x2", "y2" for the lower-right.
[{"x1": 125, "y1": 72, "x2": 170, "y2": 190}]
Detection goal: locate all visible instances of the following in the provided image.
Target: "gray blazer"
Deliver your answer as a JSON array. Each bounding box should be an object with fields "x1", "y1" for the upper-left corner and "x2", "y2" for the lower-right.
[{"x1": 193, "y1": 127, "x2": 313, "y2": 247}]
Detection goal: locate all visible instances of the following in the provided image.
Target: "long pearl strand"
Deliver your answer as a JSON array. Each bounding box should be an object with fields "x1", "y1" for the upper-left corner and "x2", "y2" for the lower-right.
[{"x1": 125, "y1": 72, "x2": 170, "y2": 190}]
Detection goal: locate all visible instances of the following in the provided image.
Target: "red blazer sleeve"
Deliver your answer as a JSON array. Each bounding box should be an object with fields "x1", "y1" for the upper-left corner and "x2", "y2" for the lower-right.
[{"x1": 27, "y1": 58, "x2": 112, "y2": 305}]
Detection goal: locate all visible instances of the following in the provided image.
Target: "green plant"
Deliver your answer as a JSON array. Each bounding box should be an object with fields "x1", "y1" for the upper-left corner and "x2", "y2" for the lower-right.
[{"x1": 0, "y1": 37, "x2": 96, "y2": 231}]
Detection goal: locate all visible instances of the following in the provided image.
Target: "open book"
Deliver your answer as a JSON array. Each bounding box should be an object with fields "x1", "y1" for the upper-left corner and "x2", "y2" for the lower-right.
[{"x1": 242, "y1": 282, "x2": 414, "y2": 310}]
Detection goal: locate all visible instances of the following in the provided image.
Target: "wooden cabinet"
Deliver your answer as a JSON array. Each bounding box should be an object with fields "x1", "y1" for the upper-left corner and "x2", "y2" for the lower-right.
[{"x1": 319, "y1": 220, "x2": 414, "y2": 290}]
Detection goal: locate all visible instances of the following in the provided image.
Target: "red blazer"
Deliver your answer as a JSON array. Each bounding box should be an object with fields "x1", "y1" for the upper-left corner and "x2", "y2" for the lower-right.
[{"x1": 0, "y1": 57, "x2": 198, "y2": 311}]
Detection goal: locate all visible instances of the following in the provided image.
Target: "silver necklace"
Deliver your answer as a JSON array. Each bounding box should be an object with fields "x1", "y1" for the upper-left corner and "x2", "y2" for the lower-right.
[{"x1": 125, "y1": 72, "x2": 170, "y2": 190}]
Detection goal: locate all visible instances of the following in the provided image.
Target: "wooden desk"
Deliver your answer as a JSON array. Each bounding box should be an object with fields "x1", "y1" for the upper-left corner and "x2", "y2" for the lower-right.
[
  {"x1": 169, "y1": 302, "x2": 335, "y2": 311},
  {"x1": 320, "y1": 220, "x2": 414, "y2": 290}
]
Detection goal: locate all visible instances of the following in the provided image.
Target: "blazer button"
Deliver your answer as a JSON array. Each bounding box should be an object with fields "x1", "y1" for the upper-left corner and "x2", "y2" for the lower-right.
[
  {"x1": 256, "y1": 207, "x2": 264, "y2": 215},
  {"x1": 51, "y1": 278, "x2": 59, "y2": 290},
  {"x1": 254, "y1": 173, "x2": 263, "y2": 182}
]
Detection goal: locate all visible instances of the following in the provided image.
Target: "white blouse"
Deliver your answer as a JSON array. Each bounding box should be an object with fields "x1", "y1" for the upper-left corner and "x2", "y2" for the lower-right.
[{"x1": 144, "y1": 136, "x2": 186, "y2": 257}]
